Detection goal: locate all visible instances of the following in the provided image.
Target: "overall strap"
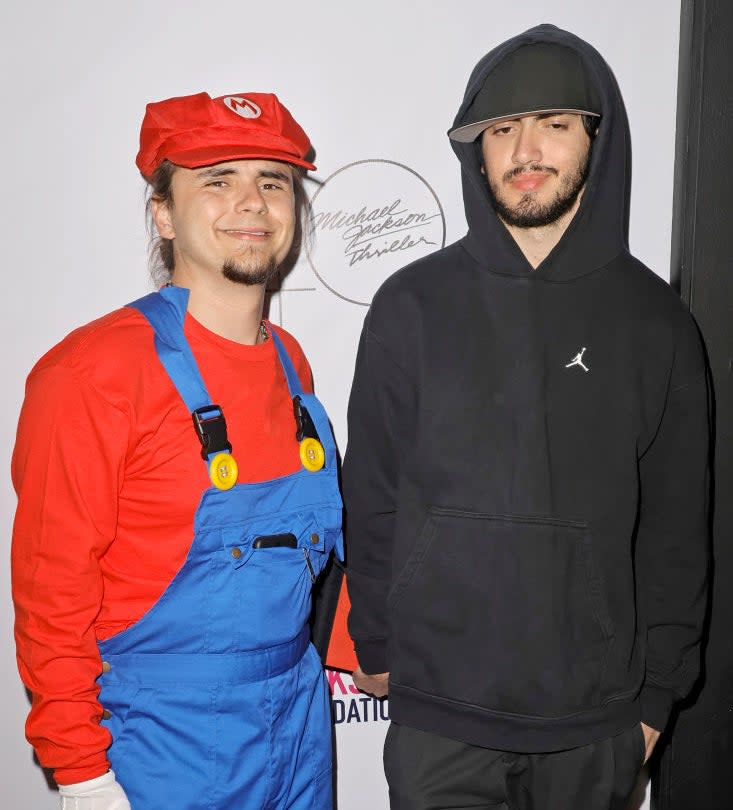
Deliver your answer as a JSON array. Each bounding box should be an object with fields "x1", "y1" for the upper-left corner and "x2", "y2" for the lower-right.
[
  {"x1": 269, "y1": 325, "x2": 337, "y2": 462},
  {"x1": 269, "y1": 327, "x2": 305, "y2": 398},
  {"x1": 128, "y1": 286, "x2": 213, "y2": 413}
]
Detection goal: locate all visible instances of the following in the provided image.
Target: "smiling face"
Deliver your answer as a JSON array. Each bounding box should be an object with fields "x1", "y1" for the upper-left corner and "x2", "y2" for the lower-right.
[
  {"x1": 151, "y1": 159, "x2": 296, "y2": 287},
  {"x1": 481, "y1": 113, "x2": 592, "y2": 229}
]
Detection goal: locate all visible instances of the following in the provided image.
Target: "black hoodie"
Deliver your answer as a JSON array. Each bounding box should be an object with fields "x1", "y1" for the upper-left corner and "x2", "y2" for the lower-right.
[{"x1": 343, "y1": 24, "x2": 709, "y2": 751}]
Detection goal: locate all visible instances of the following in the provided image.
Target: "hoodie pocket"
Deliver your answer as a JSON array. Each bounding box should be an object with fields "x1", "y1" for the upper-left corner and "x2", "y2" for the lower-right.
[{"x1": 390, "y1": 508, "x2": 613, "y2": 718}]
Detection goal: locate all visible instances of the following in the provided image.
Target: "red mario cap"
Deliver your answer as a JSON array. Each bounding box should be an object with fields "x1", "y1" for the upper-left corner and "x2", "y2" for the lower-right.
[{"x1": 136, "y1": 92, "x2": 315, "y2": 179}]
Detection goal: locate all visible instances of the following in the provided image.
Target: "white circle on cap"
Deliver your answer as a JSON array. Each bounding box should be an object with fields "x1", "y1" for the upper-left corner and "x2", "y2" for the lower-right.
[{"x1": 223, "y1": 97, "x2": 262, "y2": 119}]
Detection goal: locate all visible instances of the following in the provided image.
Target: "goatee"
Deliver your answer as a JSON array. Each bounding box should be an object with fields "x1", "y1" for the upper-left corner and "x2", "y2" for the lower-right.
[{"x1": 221, "y1": 255, "x2": 279, "y2": 287}]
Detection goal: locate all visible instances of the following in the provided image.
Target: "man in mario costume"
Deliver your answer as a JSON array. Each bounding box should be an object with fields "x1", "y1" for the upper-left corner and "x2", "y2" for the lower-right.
[{"x1": 12, "y1": 91, "x2": 342, "y2": 810}]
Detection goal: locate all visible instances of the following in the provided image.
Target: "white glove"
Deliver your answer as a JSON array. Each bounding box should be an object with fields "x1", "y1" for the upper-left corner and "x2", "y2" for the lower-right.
[{"x1": 58, "y1": 770, "x2": 131, "y2": 810}]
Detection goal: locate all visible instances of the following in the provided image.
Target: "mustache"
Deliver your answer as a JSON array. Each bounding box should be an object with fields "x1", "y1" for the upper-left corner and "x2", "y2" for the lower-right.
[{"x1": 503, "y1": 164, "x2": 559, "y2": 182}]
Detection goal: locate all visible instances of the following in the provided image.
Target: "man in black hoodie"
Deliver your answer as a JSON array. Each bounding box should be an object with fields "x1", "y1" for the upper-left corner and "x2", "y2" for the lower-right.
[{"x1": 343, "y1": 24, "x2": 709, "y2": 810}]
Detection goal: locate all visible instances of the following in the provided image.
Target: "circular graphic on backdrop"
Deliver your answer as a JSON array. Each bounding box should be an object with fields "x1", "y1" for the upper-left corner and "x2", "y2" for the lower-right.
[{"x1": 306, "y1": 159, "x2": 446, "y2": 305}]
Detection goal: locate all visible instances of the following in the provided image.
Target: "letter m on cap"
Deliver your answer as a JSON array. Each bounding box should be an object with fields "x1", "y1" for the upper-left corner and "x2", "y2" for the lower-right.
[{"x1": 223, "y1": 96, "x2": 262, "y2": 119}]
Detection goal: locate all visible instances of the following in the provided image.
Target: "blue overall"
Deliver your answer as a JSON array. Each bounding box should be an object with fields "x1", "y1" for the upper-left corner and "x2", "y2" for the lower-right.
[{"x1": 97, "y1": 287, "x2": 342, "y2": 809}]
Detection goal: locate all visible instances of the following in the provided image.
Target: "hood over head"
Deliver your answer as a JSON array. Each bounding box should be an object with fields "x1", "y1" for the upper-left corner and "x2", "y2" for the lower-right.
[{"x1": 450, "y1": 24, "x2": 631, "y2": 281}]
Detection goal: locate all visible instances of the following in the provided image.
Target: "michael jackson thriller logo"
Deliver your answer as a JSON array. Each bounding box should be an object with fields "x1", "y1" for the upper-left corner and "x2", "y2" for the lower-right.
[{"x1": 307, "y1": 160, "x2": 446, "y2": 306}]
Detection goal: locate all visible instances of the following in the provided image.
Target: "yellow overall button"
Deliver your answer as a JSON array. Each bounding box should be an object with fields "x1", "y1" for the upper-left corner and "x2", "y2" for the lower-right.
[
  {"x1": 299, "y1": 438, "x2": 325, "y2": 472},
  {"x1": 209, "y1": 452, "x2": 239, "y2": 490}
]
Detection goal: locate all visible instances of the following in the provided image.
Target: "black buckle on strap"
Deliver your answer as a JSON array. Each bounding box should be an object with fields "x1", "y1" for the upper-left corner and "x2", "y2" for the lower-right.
[
  {"x1": 192, "y1": 405, "x2": 232, "y2": 460},
  {"x1": 293, "y1": 395, "x2": 320, "y2": 442}
]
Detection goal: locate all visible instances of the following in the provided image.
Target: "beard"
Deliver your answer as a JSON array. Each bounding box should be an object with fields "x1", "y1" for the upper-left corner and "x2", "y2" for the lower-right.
[
  {"x1": 488, "y1": 148, "x2": 591, "y2": 228},
  {"x1": 221, "y1": 252, "x2": 279, "y2": 287}
]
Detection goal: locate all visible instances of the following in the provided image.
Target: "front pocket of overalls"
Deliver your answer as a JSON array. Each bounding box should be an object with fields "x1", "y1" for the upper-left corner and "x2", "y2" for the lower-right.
[
  {"x1": 390, "y1": 508, "x2": 613, "y2": 718},
  {"x1": 100, "y1": 685, "x2": 156, "y2": 771},
  {"x1": 221, "y1": 511, "x2": 338, "y2": 649}
]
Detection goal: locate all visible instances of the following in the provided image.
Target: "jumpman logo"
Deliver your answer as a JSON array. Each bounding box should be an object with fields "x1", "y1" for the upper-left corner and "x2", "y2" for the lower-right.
[{"x1": 565, "y1": 347, "x2": 590, "y2": 372}]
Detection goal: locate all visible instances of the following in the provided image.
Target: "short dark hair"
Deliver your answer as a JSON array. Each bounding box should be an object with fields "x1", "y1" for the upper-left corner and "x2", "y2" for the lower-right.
[
  {"x1": 145, "y1": 160, "x2": 310, "y2": 286},
  {"x1": 582, "y1": 114, "x2": 600, "y2": 138}
]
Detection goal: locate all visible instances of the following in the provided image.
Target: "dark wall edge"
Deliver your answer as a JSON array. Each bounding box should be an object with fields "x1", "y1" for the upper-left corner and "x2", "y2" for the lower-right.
[
  {"x1": 669, "y1": 0, "x2": 701, "y2": 302},
  {"x1": 657, "y1": 0, "x2": 733, "y2": 807}
]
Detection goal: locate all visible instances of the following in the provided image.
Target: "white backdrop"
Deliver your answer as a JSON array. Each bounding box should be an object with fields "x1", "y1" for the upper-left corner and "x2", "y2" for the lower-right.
[{"x1": 1, "y1": 2, "x2": 681, "y2": 808}]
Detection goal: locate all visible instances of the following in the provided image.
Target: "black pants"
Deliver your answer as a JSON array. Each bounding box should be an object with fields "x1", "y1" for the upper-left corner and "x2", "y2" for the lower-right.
[{"x1": 383, "y1": 723, "x2": 646, "y2": 810}]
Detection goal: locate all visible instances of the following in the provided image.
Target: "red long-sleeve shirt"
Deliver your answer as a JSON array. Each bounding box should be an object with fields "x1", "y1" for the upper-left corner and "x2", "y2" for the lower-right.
[{"x1": 11, "y1": 306, "x2": 312, "y2": 785}]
